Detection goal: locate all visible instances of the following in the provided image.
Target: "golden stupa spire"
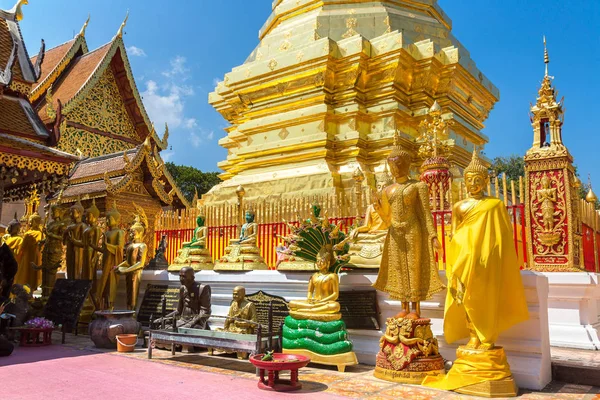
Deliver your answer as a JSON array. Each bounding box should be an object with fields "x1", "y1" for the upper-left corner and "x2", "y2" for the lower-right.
[{"x1": 543, "y1": 36, "x2": 550, "y2": 77}]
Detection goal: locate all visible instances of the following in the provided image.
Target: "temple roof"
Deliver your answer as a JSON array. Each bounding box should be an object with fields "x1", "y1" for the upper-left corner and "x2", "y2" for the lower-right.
[
  {"x1": 0, "y1": 3, "x2": 43, "y2": 87},
  {"x1": 62, "y1": 142, "x2": 189, "y2": 208},
  {"x1": 0, "y1": 96, "x2": 48, "y2": 139},
  {"x1": 30, "y1": 35, "x2": 88, "y2": 102}
]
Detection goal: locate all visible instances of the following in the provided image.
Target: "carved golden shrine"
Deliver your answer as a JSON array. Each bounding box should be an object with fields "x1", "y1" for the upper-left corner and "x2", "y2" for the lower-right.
[
  {"x1": 207, "y1": 0, "x2": 499, "y2": 204},
  {"x1": 525, "y1": 39, "x2": 583, "y2": 272}
]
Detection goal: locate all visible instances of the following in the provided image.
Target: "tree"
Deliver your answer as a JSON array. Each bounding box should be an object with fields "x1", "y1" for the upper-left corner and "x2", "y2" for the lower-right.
[
  {"x1": 165, "y1": 162, "x2": 221, "y2": 203},
  {"x1": 489, "y1": 155, "x2": 525, "y2": 182}
]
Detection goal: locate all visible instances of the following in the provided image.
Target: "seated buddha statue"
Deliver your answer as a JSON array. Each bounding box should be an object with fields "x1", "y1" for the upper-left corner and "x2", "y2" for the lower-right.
[
  {"x1": 289, "y1": 245, "x2": 341, "y2": 321},
  {"x1": 214, "y1": 207, "x2": 268, "y2": 271},
  {"x1": 169, "y1": 215, "x2": 213, "y2": 271},
  {"x1": 345, "y1": 174, "x2": 393, "y2": 269}
]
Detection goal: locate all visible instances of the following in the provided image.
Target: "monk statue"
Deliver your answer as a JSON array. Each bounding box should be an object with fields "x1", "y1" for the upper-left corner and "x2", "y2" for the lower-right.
[
  {"x1": 372, "y1": 138, "x2": 444, "y2": 317},
  {"x1": 63, "y1": 199, "x2": 87, "y2": 279},
  {"x1": 111, "y1": 204, "x2": 148, "y2": 310},
  {"x1": 344, "y1": 172, "x2": 393, "y2": 268},
  {"x1": 96, "y1": 202, "x2": 125, "y2": 310},
  {"x1": 15, "y1": 214, "x2": 43, "y2": 290},
  {"x1": 169, "y1": 214, "x2": 213, "y2": 271},
  {"x1": 423, "y1": 150, "x2": 529, "y2": 396},
  {"x1": 214, "y1": 207, "x2": 268, "y2": 270},
  {"x1": 34, "y1": 204, "x2": 66, "y2": 299},
  {"x1": 222, "y1": 286, "x2": 257, "y2": 334},
  {"x1": 153, "y1": 267, "x2": 211, "y2": 330},
  {"x1": 289, "y1": 245, "x2": 341, "y2": 321}
]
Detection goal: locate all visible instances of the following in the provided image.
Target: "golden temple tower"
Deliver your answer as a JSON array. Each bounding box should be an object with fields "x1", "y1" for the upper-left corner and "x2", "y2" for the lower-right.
[
  {"x1": 524, "y1": 38, "x2": 583, "y2": 271},
  {"x1": 207, "y1": 0, "x2": 499, "y2": 203}
]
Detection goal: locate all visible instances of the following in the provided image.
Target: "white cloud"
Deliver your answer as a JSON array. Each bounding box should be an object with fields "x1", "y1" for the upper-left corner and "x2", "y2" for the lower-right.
[
  {"x1": 162, "y1": 56, "x2": 189, "y2": 78},
  {"x1": 141, "y1": 56, "x2": 215, "y2": 151},
  {"x1": 184, "y1": 118, "x2": 197, "y2": 129},
  {"x1": 127, "y1": 45, "x2": 147, "y2": 57},
  {"x1": 161, "y1": 151, "x2": 175, "y2": 162}
]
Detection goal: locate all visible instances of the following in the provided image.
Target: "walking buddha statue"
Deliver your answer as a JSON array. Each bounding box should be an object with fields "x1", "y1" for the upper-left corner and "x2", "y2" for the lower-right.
[{"x1": 423, "y1": 150, "x2": 529, "y2": 397}]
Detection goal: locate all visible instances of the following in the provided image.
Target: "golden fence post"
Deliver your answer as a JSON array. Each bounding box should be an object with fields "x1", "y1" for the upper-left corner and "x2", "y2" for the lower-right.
[
  {"x1": 353, "y1": 167, "x2": 365, "y2": 219},
  {"x1": 511, "y1": 180, "x2": 517, "y2": 206},
  {"x1": 236, "y1": 185, "x2": 245, "y2": 226},
  {"x1": 502, "y1": 174, "x2": 508, "y2": 205}
]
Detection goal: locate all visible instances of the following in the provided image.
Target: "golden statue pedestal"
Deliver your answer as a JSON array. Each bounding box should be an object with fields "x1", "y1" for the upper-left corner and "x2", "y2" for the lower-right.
[
  {"x1": 423, "y1": 346, "x2": 518, "y2": 398},
  {"x1": 276, "y1": 257, "x2": 316, "y2": 271},
  {"x1": 374, "y1": 317, "x2": 445, "y2": 384},
  {"x1": 168, "y1": 247, "x2": 214, "y2": 272},
  {"x1": 347, "y1": 231, "x2": 387, "y2": 269},
  {"x1": 283, "y1": 348, "x2": 358, "y2": 373},
  {"x1": 213, "y1": 243, "x2": 268, "y2": 271}
]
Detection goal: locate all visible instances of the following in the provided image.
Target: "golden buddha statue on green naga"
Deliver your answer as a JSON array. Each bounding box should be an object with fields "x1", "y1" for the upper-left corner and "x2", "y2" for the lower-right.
[
  {"x1": 282, "y1": 221, "x2": 358, "y2": 372},
  {"x1": 214, "y1": 206, "x2": 268, "y2": 271},
  {"x1": 423, "y1": 149, "x2": 529, "y2": 397},
  {"x1": 169, "y1": 214, "x2": 213, "y2": 272}
]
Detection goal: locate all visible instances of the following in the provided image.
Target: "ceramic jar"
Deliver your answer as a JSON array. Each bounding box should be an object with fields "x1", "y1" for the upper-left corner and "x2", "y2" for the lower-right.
[{"x1": 89, "y1": 310, "x2": 140, "y2": 348}]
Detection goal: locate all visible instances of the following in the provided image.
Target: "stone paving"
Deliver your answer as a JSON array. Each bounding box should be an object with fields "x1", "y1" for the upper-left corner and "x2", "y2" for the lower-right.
[{"x1": 19, "y1": 332, "x2": 600, "y2": 399}]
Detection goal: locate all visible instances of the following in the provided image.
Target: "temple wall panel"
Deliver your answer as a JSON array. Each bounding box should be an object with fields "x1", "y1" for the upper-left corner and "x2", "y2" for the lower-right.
[{"x1": 57, "y1": 125, "x2": 133, "y2": 157}]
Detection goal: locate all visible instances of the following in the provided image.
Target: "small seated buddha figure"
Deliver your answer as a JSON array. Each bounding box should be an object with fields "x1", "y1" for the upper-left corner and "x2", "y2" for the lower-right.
[
  {"x1": 214, "y1": 207, "x2": 268, "y2": 271},
  {"x1": 169, "y1": 215, "x2": 213, "y2": 272},
  {"x1": 345, "y1": 173, "x2": 393, "y2": 269},
  {"x1": 289, "y1": 245, "x2": 341, "y2": 321}
]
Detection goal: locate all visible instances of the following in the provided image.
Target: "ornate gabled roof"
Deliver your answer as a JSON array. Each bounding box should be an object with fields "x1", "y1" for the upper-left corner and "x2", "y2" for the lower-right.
[
  {"x1": 30, "y1": 33, "x2": 88, "y2": 102},
  {"x1": 64, "y1": 141, "x2": 189, "y2": 208},
  {"x1": 36, "y1": 21, "x2": 156, "y2": 144},
  {"x1": 0, "y1": 96, "x2": 48, "y2": 140},
  {"x1": 0, "y1": 1, "x2": 44, "y2": 88}
]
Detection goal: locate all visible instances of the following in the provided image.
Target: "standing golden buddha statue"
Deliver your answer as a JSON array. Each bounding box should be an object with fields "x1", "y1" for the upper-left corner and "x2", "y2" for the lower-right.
[
  {"x1": 423, "y1": 150, "x2": 529, "y2": 397},
  {"x1": 111, "y1": 203, "x2": 149, "y2": 310},
  {"x1": 373, "y1": 138, "x2": 444, "y2": 316},
  {"x1": 96, "y1": 202, "x2": 125, "y2": 309},
  {"x1": 35, "y1": 205, "x2": 66, "y2": 299},
  {"x1": 4, "y1": 215, "x2": 23, "y2": 270},
  {"x1": 64, "y1": 199, "x2": 87, "y2": 279},
  {"x1": 15, "y1": 214, "x2": 44, "y2": 290}
]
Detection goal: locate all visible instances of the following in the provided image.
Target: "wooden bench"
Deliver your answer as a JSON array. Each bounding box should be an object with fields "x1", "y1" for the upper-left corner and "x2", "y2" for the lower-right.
[
  {"x1": 147, "y1": 290, "x2": 289, "y2": 360},
  {"x1": 148, "y1": 324, "x2": 274, "y2": 359}
]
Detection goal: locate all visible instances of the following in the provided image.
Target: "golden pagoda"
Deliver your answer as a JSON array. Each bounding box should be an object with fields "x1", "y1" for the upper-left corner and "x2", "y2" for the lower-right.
[
  {"x1": 524, "y1": 37, "x2": 583, "y2": 271},
  {"x1": 207, "y1": 0, "x2": 499, "y2": 203}
]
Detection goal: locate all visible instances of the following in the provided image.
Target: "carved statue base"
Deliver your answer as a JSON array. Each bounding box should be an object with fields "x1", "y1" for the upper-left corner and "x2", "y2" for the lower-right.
[
  {"x1": 374, "y1": 317, "x2": 445, "y2": 384},
  {"x1": 423, "y1": 346, "x2": 518, "y2": 398},
  {"x1": 282, "y1": 315, "x2": 357, "y2": 372},
  {"x1": 214, "y1": 245, "x2": 268, "y2": 271},
  {"x1": 168, "y1": 248, "x2": 214, "y2": 272},
  {"x1": 276, "y1": 253, "x2": 316, "y2": 271},
  {"x1": 347, "y1": 231, "x2": 387, "y2": 269}
]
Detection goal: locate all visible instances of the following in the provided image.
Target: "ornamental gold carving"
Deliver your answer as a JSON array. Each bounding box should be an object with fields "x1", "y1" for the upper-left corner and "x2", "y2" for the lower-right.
[
  {"x1": 67, "y1": 68, "x2": 139, "y2": 142},
  {"x1": 0, "y1": 152, "x2": 70, "y2": 176},
  {"x1": 58, "y1": 125, "x2": 133, "y2": 157},
  {"x1": 529, "y1": 171, "x2": 566, "y2": 254}
]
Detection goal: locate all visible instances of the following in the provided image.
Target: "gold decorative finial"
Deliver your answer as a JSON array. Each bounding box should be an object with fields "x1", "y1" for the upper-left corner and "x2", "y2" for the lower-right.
[
  {"x1": 586, "y1": 174, "x2": 597, "y2": 204},
  {"x1": 464, "y1": 147, "x2": 488, "y2": 178},
  {"x1": 78, "y1": 14, "x2": 90, "y2": 38},
  {"x1": 417, "y1": 102, "x2": 453, "y2": 159},
  {"x1": 543, "y1": 35, "x2": 549, "y2": 77},
  {"x1": 13, "y1": 0, "x2": 28, "y2": 22},
  {"x1": 115, "y1": 10, "x2": 129, "y2": 39}
]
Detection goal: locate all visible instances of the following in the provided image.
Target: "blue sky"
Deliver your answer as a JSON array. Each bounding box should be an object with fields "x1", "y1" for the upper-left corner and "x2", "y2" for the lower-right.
[{"x1": 9, "y1": 0, "x2": 600, "y2": 185}]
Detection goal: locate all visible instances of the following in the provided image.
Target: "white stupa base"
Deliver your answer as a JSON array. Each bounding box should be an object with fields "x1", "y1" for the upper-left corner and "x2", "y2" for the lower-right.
[
  {"x1": 542, "y1": 272, "x2": 600, "y2": 351},
  {"x1": 100, "y1": 269, "x2": 553, "y2": 390}
]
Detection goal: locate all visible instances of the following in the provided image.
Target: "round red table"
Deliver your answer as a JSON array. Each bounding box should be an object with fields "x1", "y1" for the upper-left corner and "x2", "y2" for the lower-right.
[{"x1": 249, "y1": 353, "x2": 310, "y2": 391}]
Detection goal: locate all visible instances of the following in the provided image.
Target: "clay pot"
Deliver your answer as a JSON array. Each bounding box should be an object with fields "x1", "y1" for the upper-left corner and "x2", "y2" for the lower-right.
[{"x1": 89, "y1": 310, "x2": 140, "y2": 349}]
